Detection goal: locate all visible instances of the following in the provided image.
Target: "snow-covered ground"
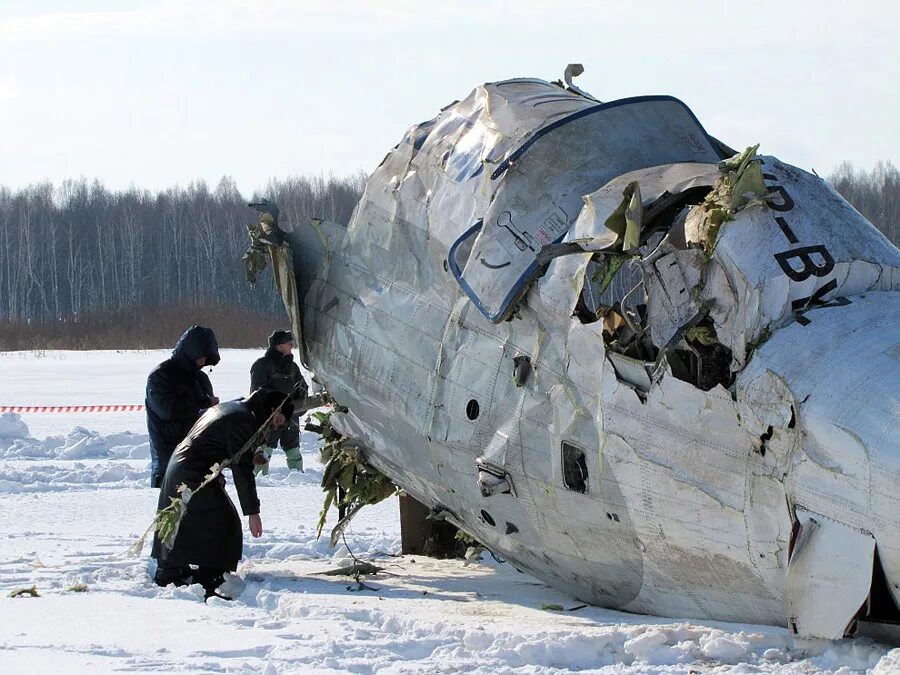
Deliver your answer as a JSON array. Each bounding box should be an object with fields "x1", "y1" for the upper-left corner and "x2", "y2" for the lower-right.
[{"x1": 0, "y1": 350, "x2": 897, "y2": 674}]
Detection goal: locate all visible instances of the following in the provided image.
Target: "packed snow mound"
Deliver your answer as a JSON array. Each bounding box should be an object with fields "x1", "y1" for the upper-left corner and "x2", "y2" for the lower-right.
[
  {"x1": 0, "y1": 422, "x2": 149, "y2": 461},
  {"x1": 0, "y1": 412, "x2": 29, "y2": 439},
  {"x1": 0, "y1": 460, "x2": 149, "y2": 493},
  {"x1": 873, "y1": 648, "x2": 900, "y2": 674},
  {"x1": 56, "y1": 426, "x2": 111, "y2": 459},
  {"x1": 243, "y1": 523, "x2": 400, "y2": 562}
]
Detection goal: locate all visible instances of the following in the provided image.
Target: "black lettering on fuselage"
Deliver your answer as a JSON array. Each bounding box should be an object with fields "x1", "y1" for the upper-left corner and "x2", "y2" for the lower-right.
[
  {"x1": 763, "y1": 170, "x2": 840, "y2": 314},
  {"x1": 766, "y1": 185, "x2": 795, "y2": 212},
  {"x1": 791, "y1": 278, "x2": 838, "y2": 311},
  {"x1": 774, "y1": 217, "x2": 798, "y2": 244},
  {"x1": 774, "y1": 246, "x2": 835, "y2": 282}
]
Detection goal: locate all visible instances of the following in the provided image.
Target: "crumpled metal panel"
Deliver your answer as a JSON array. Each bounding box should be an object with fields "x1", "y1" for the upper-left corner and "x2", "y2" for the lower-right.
[
  {"x1": 574, "y1": 162, "x2": 720, "y2": 249},
  {"x1": 643, "y1": 247, "x2": 706, "y2": 349},
  {"x1": 786, "y1": 508, "x2": 875, "y2": 639},
  {"x1": 736, "y1": 293, "x2": 900, "y2": 611},
  {"x1": 452, "y1": 98, "x2": 720, "y2": 322},
  {"x1": 703, "y1": 157, "x2": 900, "y2": 366},
  {"x1": 277, "y1": 76, "x2": 900, "y2": 637},
  {"x1": 531, "y1": 161, "x2": 721, "y2": 325}
]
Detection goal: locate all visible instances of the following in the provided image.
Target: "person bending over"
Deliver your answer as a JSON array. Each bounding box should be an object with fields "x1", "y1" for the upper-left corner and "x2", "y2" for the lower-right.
[{"x1": 151, "y1": 388, "x2": 291, "y2": 597}]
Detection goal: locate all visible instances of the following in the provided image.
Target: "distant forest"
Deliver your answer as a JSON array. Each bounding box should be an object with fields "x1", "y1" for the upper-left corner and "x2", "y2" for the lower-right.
[
  {"x1": 0, "y1": 174, "x2": 363, "y2": 349},
  {"x1": 0, "y1": 162, "x2": 897, "y2": 349}
]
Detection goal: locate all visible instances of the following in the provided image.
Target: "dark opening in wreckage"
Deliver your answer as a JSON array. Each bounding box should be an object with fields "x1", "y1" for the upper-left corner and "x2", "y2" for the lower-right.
[
  {"x1": 439, "y1": 87, "x2": 869, "y2": 399},
  {"x1": 559, "y1": 146, "x2": 851, "y2": 395}
]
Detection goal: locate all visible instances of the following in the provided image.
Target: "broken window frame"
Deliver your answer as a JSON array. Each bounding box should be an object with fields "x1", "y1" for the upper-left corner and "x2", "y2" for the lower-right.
[{"x1": 561, "y1": 441, "x2": 589, "y2": 494}]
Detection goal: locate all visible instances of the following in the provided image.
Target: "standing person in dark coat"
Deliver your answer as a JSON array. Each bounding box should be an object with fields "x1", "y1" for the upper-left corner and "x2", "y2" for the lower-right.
[
  {"x1": 151, "y1": 388, "x2": 292, "y2": 596},
  {"x1": 146, "y1": 326, "x2": 221, "y2": 488},
  {"x1": 250, "y1": 329, "x2": 308, "y2": 474}
]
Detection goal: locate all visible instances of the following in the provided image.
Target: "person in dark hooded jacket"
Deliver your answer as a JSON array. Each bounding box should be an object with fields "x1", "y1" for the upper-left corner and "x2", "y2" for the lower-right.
[
  {"x1": 146, "y1": 326, "x2": 220, "y2": 488},
  {"x1": 151, "y1": 388, "x2": 293, "y2": 596}
]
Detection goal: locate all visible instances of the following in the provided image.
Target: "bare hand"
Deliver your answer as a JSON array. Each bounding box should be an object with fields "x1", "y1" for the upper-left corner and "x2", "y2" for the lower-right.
[
  {"x1": 209, "y1": 396, "x2": 220, "y2": 406},
  {"x1": 249, "y1": 513, "x2": 263, "y2": 537}
]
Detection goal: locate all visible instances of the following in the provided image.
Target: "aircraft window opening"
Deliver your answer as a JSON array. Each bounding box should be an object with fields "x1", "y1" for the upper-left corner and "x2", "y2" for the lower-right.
[
  {"x1": 562, "y1": 441, "x2": 588, "y2": 494},
  {"x1": 513, "y1": 354, "x2": 532, "y2": 387},
  {"x1": 480, "y1": 509, "x2": 496, "y2": 527},
  {"x1": 466, "y1": 399, "x2": 480, "y2": 420}
]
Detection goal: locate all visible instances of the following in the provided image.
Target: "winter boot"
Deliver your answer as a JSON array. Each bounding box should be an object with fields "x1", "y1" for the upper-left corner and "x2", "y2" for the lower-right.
[
  {"x1": 284, "y1": 447, "x2": 304, "y2": 472},
  {"x1": 253, "y1": 447, "x2": 274, "y2": 476},
  {"x1": 193, "y1": 567, "x2": 226, "y2": 600},
  {"x1": 153, "y1": 563, "x2": 192, "y2": 587}
]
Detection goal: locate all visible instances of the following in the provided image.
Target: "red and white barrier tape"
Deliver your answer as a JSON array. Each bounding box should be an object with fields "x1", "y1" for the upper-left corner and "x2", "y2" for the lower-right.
[{"x1": 0, "y1": 405, "x2": 144, "y2": 413}]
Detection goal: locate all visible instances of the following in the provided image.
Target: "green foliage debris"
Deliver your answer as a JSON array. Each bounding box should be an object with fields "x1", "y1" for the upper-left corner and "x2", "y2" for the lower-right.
[
  {"x1": 315, "y1": 408, "x2": 398, "y2": 547},
  {"x1": 689, "y1": 144, "x2": 769, "y2": 256},
  {"x1": 454, "y1": 530, "x2": 480, "y2": 546},
  {"x1": 604, "y1": 181, "x2": 643, "y2": 252},
  {"x1": 686, "y1": 325, "x2": 719, "y2": 347},
  {"x1": 590, "y1": 253, "x2": 630, "y2": 294},
  {"x1": 9, "y1": 585, "x2": 39, "y2": 598},
  {"x1": 155, "y1": 493, "x2": 189, "y2": 550}
]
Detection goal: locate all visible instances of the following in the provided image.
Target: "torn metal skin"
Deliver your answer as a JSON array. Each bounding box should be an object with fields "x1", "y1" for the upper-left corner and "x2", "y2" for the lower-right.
[{"x1": 255, "y1": 71, "x2": 900, "y2": 642}]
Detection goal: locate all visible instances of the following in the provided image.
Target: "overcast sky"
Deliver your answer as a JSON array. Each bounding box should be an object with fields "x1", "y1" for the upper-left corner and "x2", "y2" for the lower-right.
[{"x1": 1, "y1": 1, "x2": 897, "y2": 195}]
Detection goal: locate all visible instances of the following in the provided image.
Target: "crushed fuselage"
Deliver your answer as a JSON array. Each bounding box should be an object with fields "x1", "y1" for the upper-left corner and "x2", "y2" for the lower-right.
[{"x1": 277, "y1": 78, "x2": 900, "y2": 640}]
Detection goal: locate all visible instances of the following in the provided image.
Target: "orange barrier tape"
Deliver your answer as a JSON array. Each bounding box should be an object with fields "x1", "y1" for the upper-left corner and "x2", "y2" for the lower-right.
[{"x1": 0, "y1": 405, "x2": 144, "y2": 413}]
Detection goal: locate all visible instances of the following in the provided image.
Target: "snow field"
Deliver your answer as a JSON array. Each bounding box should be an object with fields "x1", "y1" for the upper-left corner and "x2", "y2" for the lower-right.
[{"x1": 0, "y1": 349, "x2": 898, "y2": 673}]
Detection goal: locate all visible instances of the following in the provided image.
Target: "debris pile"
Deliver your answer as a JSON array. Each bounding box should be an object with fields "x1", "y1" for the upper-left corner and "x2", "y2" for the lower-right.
[{"x1": 573, "y1": 146, "x2": 777, "y2": 392}]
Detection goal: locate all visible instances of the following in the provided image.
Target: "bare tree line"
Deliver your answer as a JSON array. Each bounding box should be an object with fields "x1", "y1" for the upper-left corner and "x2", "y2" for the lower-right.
[
  {"x1": 828, "y1": 161, "x2": 899, "y2": 245},
  {"x1": 0, "y1": 174, "x2": 364, "y2": 325},
  {"x1": 0, "y1": 162, "x2": 896, "y2": 339}
]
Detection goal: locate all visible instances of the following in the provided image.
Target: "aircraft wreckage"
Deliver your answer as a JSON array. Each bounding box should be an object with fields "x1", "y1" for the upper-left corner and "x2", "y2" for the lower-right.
[{"x1": 245, "y1": 70, "x2": 900, "y2": 641}]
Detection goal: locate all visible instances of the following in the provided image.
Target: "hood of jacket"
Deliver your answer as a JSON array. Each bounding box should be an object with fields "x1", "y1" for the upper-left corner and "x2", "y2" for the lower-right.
[{"x1": 172, "y1": 325, "x2": 220, "y2": 369}]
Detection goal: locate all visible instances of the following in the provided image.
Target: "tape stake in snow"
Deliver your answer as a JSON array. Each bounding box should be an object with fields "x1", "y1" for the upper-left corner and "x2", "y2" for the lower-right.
[{"x1": 0, "y1": 405, "x2": 144, "y2": 413}]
